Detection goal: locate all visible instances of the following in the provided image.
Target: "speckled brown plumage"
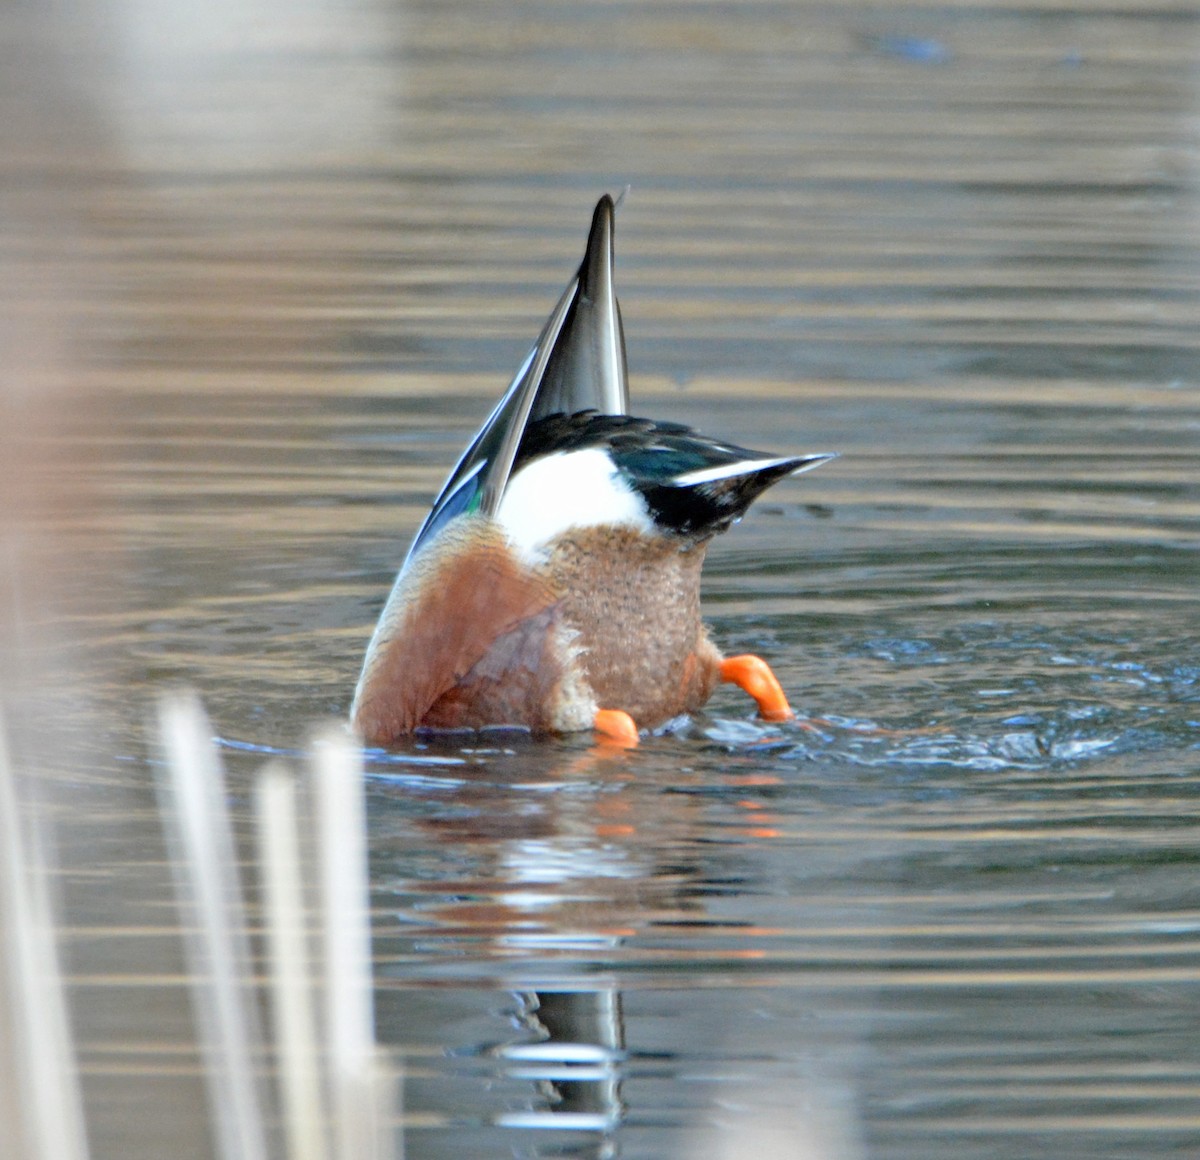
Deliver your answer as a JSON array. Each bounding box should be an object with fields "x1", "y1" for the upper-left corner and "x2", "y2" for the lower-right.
[{"x1": 546, "y1": 525, "x2": 723, "y2": 725}]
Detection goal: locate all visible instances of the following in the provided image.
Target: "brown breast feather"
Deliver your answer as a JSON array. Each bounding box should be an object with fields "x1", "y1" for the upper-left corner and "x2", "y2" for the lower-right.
[{"x1": 547, "y1": 526, "x2": 723, "y2": 725}]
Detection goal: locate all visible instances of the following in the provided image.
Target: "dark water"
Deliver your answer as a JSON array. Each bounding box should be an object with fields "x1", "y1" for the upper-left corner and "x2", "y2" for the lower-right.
[{"x1": 4, "y1": 1, "x2": 1200, "y2": 1158}]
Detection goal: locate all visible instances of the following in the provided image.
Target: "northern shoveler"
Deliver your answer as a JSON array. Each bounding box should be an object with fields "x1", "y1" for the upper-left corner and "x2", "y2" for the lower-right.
[{"x1": 351, "y1": 195, "x2": 835, "y2": 747}]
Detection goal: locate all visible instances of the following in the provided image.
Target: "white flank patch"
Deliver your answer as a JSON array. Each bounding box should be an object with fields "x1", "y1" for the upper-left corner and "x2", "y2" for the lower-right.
[{"x1": 496, "y1": 448, "x2": 651, "y2": 559}]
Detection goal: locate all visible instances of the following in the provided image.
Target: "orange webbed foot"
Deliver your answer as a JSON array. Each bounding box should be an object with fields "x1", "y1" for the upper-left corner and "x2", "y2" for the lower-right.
[
  {"x1": 720, "y1": 654, "x2": 794, "y2": 722},
  {"x1": 593, "y1": 708, "x2": 640, "y2": 748}
]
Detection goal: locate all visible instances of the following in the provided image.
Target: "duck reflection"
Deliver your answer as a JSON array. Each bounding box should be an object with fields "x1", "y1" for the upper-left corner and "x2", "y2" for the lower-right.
[
  {"x1": 369, "y1": 724, "x2": 868, "y2": 1160},
  {"x1": 503, "y1": 988, "x2": 624, "y2": 1135},
  {"x1": 371, "y1": 737, "x2": 708, "y2": 1156}
]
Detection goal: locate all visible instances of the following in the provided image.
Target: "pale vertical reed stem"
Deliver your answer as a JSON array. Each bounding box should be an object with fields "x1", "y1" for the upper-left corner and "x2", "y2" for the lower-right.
[
  {"x1": 255, "y1": 762, "x2": 329, "y2": 1160},
  {"x1": 310, "y1": 728, "x2": 397, "y2": 1160},
  {"x1": 0, "y1": 715, "x2": 90, "y2": 1160},
  {"x1": 155, "y1": 692, "x2": 269, "y2": 1160}
]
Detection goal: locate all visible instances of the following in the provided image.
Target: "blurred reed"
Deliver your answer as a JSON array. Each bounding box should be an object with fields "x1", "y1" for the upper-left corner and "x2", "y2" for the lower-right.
[
  {"x1": 1, "y1": 691, "x2": 399, "y2": 1160},
  {"x1": 155, "y1": 692, "x2": 400, "y2": 1160},
  {"x1": 255, "y1": 764, "x2": 327, "y2": 1160},
  {"x1": 0, "y1": 715, "x2": 91, "y2": 1160},
  {"x1": 156, "y1": 694, "x2": 272, "y2": 1160}
]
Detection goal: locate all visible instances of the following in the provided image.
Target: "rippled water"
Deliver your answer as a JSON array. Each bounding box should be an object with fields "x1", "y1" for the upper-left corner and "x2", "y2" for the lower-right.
[{"x1": 4, "y1": 1, "x2": 1200, "y2": 1158}]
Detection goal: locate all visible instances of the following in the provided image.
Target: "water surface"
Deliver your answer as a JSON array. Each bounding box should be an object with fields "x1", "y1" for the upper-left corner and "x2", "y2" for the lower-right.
[{"x1": 3, "y1": 2, "x2": 1199, "y2": 1158}]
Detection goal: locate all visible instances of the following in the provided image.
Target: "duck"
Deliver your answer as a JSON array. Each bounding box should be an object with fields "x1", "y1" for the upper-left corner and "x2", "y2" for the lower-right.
[{"x1": 351, "y1": 194, "x2": 835, "y2": 748}]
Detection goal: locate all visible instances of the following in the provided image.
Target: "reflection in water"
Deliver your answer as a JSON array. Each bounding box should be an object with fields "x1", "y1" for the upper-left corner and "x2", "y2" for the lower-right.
[
  {"x1": 370, "y1": 741, "x2": 869, "y2": 1158},
  {"x1": 376, "y1": 746, "x2": 636, "y2": 1155},
  {"x1": 505, "y1": 989, "x2": 624, "y2": 1135}
]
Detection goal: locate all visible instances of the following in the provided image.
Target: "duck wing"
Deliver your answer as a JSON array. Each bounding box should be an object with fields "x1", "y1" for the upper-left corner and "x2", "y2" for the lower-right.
[{"x1": 404, "y1": 194, "x2": 629, "y2": 566}]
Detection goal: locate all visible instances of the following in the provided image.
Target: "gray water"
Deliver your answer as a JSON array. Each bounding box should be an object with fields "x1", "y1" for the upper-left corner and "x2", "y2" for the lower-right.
[{"x1": 3, "y1": 1, "x2": 1199, "y2": 1157}]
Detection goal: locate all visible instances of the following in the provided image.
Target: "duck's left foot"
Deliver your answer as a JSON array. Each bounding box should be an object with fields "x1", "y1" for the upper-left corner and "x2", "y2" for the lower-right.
[
  {"x1": 720, "y1": 655, "x2": 794, "y2": 722},
  {"x1": 593, "y1": 708, "x2": 640, "y2": 748}
]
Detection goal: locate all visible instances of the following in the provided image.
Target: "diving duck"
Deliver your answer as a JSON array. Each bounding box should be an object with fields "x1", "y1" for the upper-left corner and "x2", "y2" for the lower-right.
[{"x1": 351, "y1": 195, "x2": 834, "y2": 747}]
